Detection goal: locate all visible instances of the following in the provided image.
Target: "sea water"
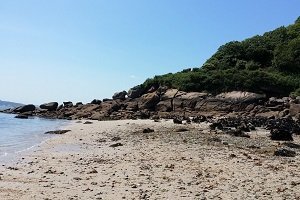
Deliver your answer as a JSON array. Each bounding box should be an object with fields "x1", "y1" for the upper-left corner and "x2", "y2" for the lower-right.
[{"x1": 0, "y1": 112, "x2": 68, "y2": 162}]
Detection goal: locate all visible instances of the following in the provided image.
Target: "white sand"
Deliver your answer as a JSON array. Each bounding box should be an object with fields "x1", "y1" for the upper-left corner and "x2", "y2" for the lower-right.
[{"x1": 0, "y1": 119, "x2": 299, "y2": 200}]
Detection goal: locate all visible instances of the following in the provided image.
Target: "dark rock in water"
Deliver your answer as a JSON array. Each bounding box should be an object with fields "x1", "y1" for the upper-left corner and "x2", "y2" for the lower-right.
[
  {"x1": 127, "y1": 85, "x2": 144, "y2": 99},
  {"x1": 40, "y1": 102, "x2": 58, "y2": 111},
  {"x1": 83, "y1": 121, "x2": 93, "y2": 124},
  {"x1": 173, "y1": 118, "x2": 182, "y2": 124},
  {"x1": 270, "y1": 129, "x2": 293, "y2": 141},
  {"x1": 14, "y1": 104, "x2": 36, "y2": 113},
  {"x1": 63, "y1": 101, "x2": 73, "y2": 108},
  {"x1": 142, "y1": 128, "x2": 154, "y2": 133},
  {"x1": 109, "y1": 143, "x2": 123, "y2": 147},
  {"x1": 274, "y1": 148, "x2": 296, "y2": 157},
  {"x1": 45, "y1": 130, "x2": 71, "y2": 134},
  {"x1": 112, "y1": 91, "x2": 127, "y2": 100},
  {"x1": 91, "y1": 99, "x2": 102, "y2": 105},
  {"x1": 226, "y1": 129, "x2": 250, "y2": 138},
  {"x1": 15, "y1": 114, "x2": 28, "y2": 119}
]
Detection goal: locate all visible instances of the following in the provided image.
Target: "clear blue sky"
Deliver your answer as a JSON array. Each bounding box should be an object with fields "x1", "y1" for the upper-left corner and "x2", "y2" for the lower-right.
[{"x1": 0, "y1": 0, "x2": 299, "y2": 104}]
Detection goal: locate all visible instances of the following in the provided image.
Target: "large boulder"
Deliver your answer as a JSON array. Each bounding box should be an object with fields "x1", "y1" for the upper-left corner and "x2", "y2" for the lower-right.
[
  {"x1": 14, "y1": 104, "x2": 36, "y2": 113},
  {"x1": 63, "y1": 101, "x2": 73, "y2": 108},
  {"x1": 216, "y1": 91, "x2": 266, "y2": 103},
  {"x1": 40, "y1": 102, "x2": 58, "y2": 111},
  {"x1": 139, "y1": 92, "x2": 160, "y2": 110},
  {"x1": 112, "y1": 91, "x2": 127, "y2": 100},
  {"x1": 127, "y1": 85, "x2": 144, "y2": 99},
  {"x1": 156, "y1": 100, "x2": 172, "y2": 112},
  {"x1": 125, "y1": 101, "x2": 139, "y2": 111},
  {"x1": 91, "y1": 99, "x2": 102, "y2": 105},
  {"x1": 173, "y1": 92, "x2": 208, "y2": 111},
  {"x1": 161, "y1": 89, "x2": 179, "y2": 101}
]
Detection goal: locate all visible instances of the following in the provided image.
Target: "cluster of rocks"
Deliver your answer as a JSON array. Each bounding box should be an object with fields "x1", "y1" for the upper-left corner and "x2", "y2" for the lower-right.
[
  {"x1": 209, "y1": 115, "x2": 300, "y2": 141},
  {"x1": 2, "y1": 86, "x2": 300, "y2": 137}
]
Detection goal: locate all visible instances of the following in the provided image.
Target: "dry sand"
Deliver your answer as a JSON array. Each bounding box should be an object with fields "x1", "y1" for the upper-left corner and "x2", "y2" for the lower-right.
[{"x1": 0, "y1": 119, "x2": 299, "y2": 200}]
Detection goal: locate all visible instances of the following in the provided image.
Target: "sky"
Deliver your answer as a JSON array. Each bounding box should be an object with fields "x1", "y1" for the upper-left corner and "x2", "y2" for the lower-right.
[{"x1": 0, "y1": 0, "x2": 299, "y2": 104}]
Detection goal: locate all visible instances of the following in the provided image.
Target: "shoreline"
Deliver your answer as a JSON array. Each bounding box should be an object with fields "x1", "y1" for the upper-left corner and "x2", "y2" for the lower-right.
[
  {"x1": 0, "y1": 115, "x2": 71, "y2": 165},
  {"x1": 0, "y1": 119, "x2": 299, "y2": 199}
]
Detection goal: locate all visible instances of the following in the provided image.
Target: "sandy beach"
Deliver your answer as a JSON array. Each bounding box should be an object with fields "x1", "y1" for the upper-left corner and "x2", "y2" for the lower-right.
[{"x1": 0, "y1": 119, "x2": 299, "y2": 200}]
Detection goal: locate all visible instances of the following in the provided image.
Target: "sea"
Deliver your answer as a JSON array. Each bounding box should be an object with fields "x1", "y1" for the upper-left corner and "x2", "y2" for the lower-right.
[{"x1": 0, "y1": 112, "x2": 68, "y2": 163}]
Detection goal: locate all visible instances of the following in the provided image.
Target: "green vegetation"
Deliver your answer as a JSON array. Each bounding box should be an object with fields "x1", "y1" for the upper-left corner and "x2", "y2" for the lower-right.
[{"x1": 142, "y1": 17, "x2": 300, "y2": 97}]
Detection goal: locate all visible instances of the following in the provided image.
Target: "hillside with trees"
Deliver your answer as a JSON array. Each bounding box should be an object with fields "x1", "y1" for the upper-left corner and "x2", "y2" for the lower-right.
[{"x1": 142, "y1": 17, "x2": 300, "y2": 97}]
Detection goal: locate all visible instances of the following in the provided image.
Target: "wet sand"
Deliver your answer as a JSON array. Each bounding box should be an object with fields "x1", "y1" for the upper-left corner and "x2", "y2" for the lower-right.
[{"x1": 0, "y1": 119, "x2": 299, "y2": 200}]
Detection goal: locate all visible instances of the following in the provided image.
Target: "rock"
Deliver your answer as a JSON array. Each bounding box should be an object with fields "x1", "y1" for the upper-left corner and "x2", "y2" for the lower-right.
[
  {"x1": 87, "y1": 169, "x2": 98, "y2": 174},
  {"x1": 274, "y1": 148, "x2": 296, "y2": 157},
  {"x1": 175, "y1": 128, "x2": 189, "y2": 132},
  {"x1": 14, "y1": 104, "x2": 36, "y2": 113},
  {"x1": 283, "y1": 142, "x2": 300, "y2": 149},
  {"x1": 279, "y1": 109, "x2": 290, "y2": 118},
  {"x1": 147, "y1": 86, "x2": 157, "y2": 93},
  {"x1": 237, "y1": 122, "x2": 251, "y2": 132},
  {"x1": 174, "y1": 92, "x2": 207, "y2": 111},
  {"x1": 90, "y1": 112, "x2": 103, "y2": 120},
  {"x1": 111, "y1": 136, "x2": 121, "y2": 141},
  {"x1": 216, "y1": 91, "x2": 266, "y2": 103},
  {"x1": 226, "y1": 129, "x2": 250, "y2": 138},
  {"x1": 103, "y1": 98, "x2": 112, "y2": 102},
  {"x1": 161, "y1": 89, "x2": 179, "y2": 101},
  {"x1": 112, "y1": 91, "x2": 127, "y2": 100},
  {"x1": 195, "y1": 98, "x2": 232, "y2": 112},
  {"x1": 127, "y1": 85, "x2": 144, "y2": 99},
  {"x1": 142, "y1": 128, "x2": 154, "y2": 133},
  {"x1": 15, "y1": 114, "x2": 28, "y2": 119},
  {"x1": 75, "y1": 102, "x2": 83, "y2": 107},
  {"x1": 63, "y1": 101, "x2": 73, "y2": 108},
  {"x1": 83, "y1": 121, "x2": 93, "y2": 124},
  {"x1": 270, "y1": 129, "x2": 293, "y2": 141},
  {"x1": 289, "y1": 103, "x2": 300, "y2": 117},
  {"x1": 91, "y1": 99, "x2": 102, "y2": 105},
  {"x1": 192, "y1": 115, "x2": 207, "y2": 123},
  {"x1": 125, "y1": 101, "x2": 138, "y2": 111},
  {"x1": 45, "y1": 130, "x2": 71, "y2": 134},
  {"x1": 209, "y1": 122, "x2": 223, "y2": 130},
  {"x1": 57, "y1": 104, "x2": 63, "y2": 111},
  {"x1": 173, "y1": 118, "x2": 182, "y2": 124},
  {"x1": 139, "y1": 92, "x2": 160, "y2": 110},
  {"x1": 109, "y1": 143, "x2": 123, "y2": 147},
  {"x1": 40, "y1": 102, "x2": 58, "y2": 111},
  {"x1": 156, "y1": 100, "x2": 172, "y2": 112}
]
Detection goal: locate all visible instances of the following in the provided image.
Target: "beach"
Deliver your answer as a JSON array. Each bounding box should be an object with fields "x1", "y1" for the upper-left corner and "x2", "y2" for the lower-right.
[{"x1": 0, "y1": 119, "x2": 299, "y2": 200}]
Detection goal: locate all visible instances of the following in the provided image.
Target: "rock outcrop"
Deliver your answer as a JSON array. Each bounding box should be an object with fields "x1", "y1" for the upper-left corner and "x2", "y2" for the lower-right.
[
  {"x1": 127, "y1": 85, "x2": 144, "y2": 99},
  {"x1": 40, "y1": 102, "x2": 58, "y2": 111},
  {"x1": 13, "y1": 104, "x2": 36, "y2": 113},
  {"x1": 112, "y1": 91, "x2": 127, "y2": 100}
]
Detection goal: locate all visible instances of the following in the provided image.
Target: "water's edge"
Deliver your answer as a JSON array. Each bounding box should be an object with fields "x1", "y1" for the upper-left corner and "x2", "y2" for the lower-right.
[{"x1": 0, "y1": 113, "x2": 71, "y2": 164}]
